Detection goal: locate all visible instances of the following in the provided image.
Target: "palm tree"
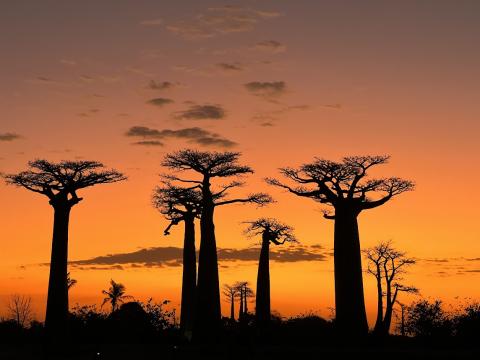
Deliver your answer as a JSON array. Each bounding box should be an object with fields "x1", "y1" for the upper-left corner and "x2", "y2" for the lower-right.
[{"x1": 101, "y1": 279, "x2": 132, "y2": 313}]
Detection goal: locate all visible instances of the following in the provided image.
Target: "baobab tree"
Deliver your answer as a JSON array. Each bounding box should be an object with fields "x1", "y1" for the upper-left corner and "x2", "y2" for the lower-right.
[
  {"x1": 152, "y1": 183, "x2": 201, "y2": 337},
  {"x1": 101, "y1": 279, "x2": 132, "y2": 313},
  {"x1": 162, "y1": 150, "x2": 271, "y2": 333},
  {"x1": 4, "y1": 160, "x2": 125, "y2": 337},
  {"x1": 364, "y1": 241, "x2": 418, "y2": 335},
  {"x1": 244, "y1": 218, "x2": 296, "y2": 328},
  {"x1": 267, "y1": 155, "x2": 414, "y2": 336},
  {"x1": 235, "y1": 281, "x2": 254, "y2": 321},
  {"x1": 222, "y1": 284, "x2": 239, "y2": 321}
]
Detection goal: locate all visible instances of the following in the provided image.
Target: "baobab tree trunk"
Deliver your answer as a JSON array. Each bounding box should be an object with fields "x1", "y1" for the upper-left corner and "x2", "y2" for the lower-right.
[
  {"x1": 238, "y1": 288, "x2": 244, "y2": 320},
  {"x1": 333, "y1": 208, "x2": 368, "y2": 337},
  {"x1": 195, "y1": 198, "x2": 221, "y2": 335},
  {"x1": 180, "y1": 217, "x2": 196, "y2": 337},
  {"x1": 382, "y1": 286, "x2": 397, "y2": 335},
  {"x1": 244, "y1": 286, "x2": 248, "y2": 314},
  {"x1": 256, "y1": 235, "x2": 271, "y2": 328},
  {"x1": 373, "y1": 267, "x2": 384, "y2": 334},
  {"x1": 45, "y1": 203, "x2": 71, "y2": 339},
  {"x1": 230, "y1": 295, "x2": 235, "y2": 321}
]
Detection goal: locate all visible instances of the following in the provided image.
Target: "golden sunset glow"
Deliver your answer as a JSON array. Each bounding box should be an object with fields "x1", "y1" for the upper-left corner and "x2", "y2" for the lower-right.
[{"x1": 1, "y1": 1, "x2": 480, "y2": 327}]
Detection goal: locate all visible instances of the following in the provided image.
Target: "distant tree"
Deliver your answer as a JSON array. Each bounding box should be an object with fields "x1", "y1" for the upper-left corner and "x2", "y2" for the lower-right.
[
  {"x1": 403, "y1": 300, "x2": 452, "y2": 338},
  {"x1": 364, "y1": 241, "x2": 418, "y2": 335},
  {"x1": 7, "y1": 295, "x2": 33, "y2": 328},
  {"x1": 67, "y1": 272, "x2": 77, "y2": 291},
  {"x1": 162, "y1": 150, "x2": 271, "y2": 334},
  {"x1": 4, "y1": 160, "x2": 125, "y2": 338},
  {"x1": 101, "y1": 279, "x2": 132, "y2": 313},
  {"x1": 244, "y1": 218, "x2": 296, "y2": 328},
  {"x1": 152, "y1": 184, "x2": 201, "y2": 337},
  {"x1": 222, "y1": 284, "x2": 239, "y2": 321},
  {"x1": 235, "y1": 281, "x2": 254, "y2": 321},
  {"x1": 267, "y1": 155, "x2": 414, "y2": 336}
]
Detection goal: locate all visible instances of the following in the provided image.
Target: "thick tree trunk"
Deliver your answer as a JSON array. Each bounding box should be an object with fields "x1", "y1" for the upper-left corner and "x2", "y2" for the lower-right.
[
  {"x1": 195, "y1": 197, "x2": 221, "y2": 335},
  {"x1": 244, "y1": 286, "x2": 248, "y2": 314},
  {"x1": 45, "y1": 204, "x2": 71, "y2": 339},
  {"x1": 373, "y1": 270, "x2": 384, "y2": 334},
  {"x1": 180, "y1": 217, "x2": 196, "y2": 338},
  {"x1": 333, "y1": 208, "x2": 368, "y2": 336},
  {"x1": 382, "y1": 285, "x2": 396, "y2": 335},
  {"x1": 238, "y1": 289, "x2": 244, "y2": 320},
  {"x1": 256, "y1": 235, "x2": 271, "y2": 328}
]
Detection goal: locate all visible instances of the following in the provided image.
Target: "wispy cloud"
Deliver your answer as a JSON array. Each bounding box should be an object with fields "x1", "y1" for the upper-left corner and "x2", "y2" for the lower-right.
[
  {"x1": 0, "y1": 132, "x2": 22, "y2": 141},
  {"x1": 253, "y1": 40, "x2": 286, "y2": 53},
  {"x1": 140, "y1": 18, "x2": 163, "y2": 26},
  {"x1": 125, "y1": 126, "x2": 236, "y2": 148},
  {"x1": 146, "y1": 98, "x2": 175, "y2": 107},
  {"x1": 166, "y1": 5, "x2": 281, "y2": 40},
  {"x1": 244, "y1": 81, "x2": 286, "y2": 101},
  {"x1": 67, "y1": 245, "x2": 327, "y2": 269},
  {"x1": 175, "y1": 104, "x2": 226, "y2": 120}
]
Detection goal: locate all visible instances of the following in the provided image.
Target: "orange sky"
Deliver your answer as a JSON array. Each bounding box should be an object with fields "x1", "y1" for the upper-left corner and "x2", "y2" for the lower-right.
[{"x1": 1, "y1": 1, "x2": 480, "y2": 325}]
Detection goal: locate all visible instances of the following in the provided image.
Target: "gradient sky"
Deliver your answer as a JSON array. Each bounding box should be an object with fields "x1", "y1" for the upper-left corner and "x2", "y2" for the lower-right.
[{"x1": 1, "y1": 0, "x2": 480, "y2": 324}]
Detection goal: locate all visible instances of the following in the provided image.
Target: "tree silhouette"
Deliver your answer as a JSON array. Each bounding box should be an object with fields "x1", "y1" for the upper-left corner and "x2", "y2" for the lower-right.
[
  {"x1": 4, "y1": 160, "x2": 125, "y2": 338},
  {"x1": 244, "y1": 218, "x2": 296, "y2": 329},
  {"x1": 67, "y1": 272, "x2": 77, "y2": 291},
  {"x1": 364, "y1": 241, "x2": 418, "y2": 335},
  {"x1": 101, "y1": 279, "x2": 132, "y2": 313},
  {"x1": 162, "y1": 150, "x2": 271, "y2": 334},
  {"x1": 222, "y1": 284, "x2": 239, "y2": 321},
  {"x1": 267, "y1": 155, "x2": 414, "y2": 336},
  {"x1": 7, "y1": 295, "x2": 33, "y2": 328},
  {"x1": 152, "y1": 183, "x2": 201, "y2": 337},
  {"x1": 235, "y1": 281, "x2": 254, "y2": 321}
]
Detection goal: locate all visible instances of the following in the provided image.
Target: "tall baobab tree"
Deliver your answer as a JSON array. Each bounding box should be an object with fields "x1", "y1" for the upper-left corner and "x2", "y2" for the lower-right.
[
  {"x1": 244, "y1": 218, "x2": 296, "y2": 328},
  {"x1": 4, "y1": 160, "x2": 125, "y2": 337},
  {"x1": 267, "y1": 155, "x2": 414, "y2": 336},
  {"x1": 364, "y1": 241, "x2": 418, "y2": 335},
  {"x1": 101, "y1": 279, "x2": 132, "y2": 313},
  {"x1": 162, "y1": 150, "x2": 271, "y2": 333},
  {"x1": 222, "y1": 284, "x2": 238, "y2": 321},
  {"x1": 152, "y1": 184, "x2": 201, "y2": 337}
]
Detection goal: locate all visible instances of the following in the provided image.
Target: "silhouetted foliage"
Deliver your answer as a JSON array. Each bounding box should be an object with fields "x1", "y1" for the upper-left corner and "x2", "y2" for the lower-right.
[
  {"x1": 223, "y1": 284, "x2": 239, "y2": 321},
  {"x1": 162, "y1": 149, "x2": 271, "y2": 337},
  {"x1": 403, "y1": 300, "x2": 452, "y2": 338},
  {"x1": 267, "y1": 155, "x2": 414, "y2": 336},
  {"x1": 234, "y1": 281, "x2": 254, "y2": 322},
  {"x1": 4, "y1": 159, "x2": 125, "y2": 338},
  {"x1": 364, "y1": 241, "x2": 418, "y2": 335},
  {"x1": 243, "y1": 218, "x2": 296, "y2": 329},
  {"x1": 7, "y1": 295, "x2": 33, "y2": 328},
  {"x1": 101, "y1": 279, "x2": 132, "y2": 313}
]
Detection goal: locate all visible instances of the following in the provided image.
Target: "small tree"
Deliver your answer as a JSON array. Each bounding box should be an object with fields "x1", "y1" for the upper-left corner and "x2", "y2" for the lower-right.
[
  {"x1": 4, "y1": 160, "x2": 125, "y2": 337},
  {"x1": 152, "y1": 184, "x2": 201, "y2": 336},
  {"x1": 267, "y1": 155, "x2": 414, "y2": 336},
  {"x1": 222, "y1": 284, "x2": 239, "y2": 321},
  {"x1": 162, "y1": 150, "x2": 271, "y2": 334},
  {"x1": 235, "y1": 281, "x2": 254, "y2": 321},
  {"x1": 364, "y1": 241, "x2": 418, "y2": 335},
  {"x1": 7, "y1": 295, "x2": 33, "y2": 328},
  {"x1": 244, "y1": 218, "x2": 296, "y2": 328},
  {"x1": 101, "y1": 279, "x2": 132, "y2": 313},
  {"x1": 403, "y1": 300, "x2": 452, "y2": 338}
]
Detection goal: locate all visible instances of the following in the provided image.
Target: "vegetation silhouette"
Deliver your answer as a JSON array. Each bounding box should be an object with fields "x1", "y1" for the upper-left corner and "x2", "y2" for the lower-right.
[
  {"x1": 235, "y1": 281, "x2": 254, "y2": 322},
  {"x1": 364, "y1": 241, "x2": 418, "y2": 335},
  {"x1": 101, "y1": 279, "x2": 133, "y2": 313},
  {"x1": 267, "y1": 155, "x2": 414, "y2": 336},
  {"x1": 222, "y1": 284, "x2": 239, "y2": 321},
  {"x1": 243, "y1": 218, "x2": 296, "y2": 329},
  {"x1": 162, "y1": 149, "x2": 271, "y2": 337},
  {"x1": 153, "y1": 183, "x2": 202, "y2": 338},
  {"x1": 4, "y1": 160, "x2": 126, "y2": 340}
]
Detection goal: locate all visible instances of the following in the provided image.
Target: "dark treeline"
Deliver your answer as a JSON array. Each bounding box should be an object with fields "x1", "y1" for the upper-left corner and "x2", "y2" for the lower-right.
[{"x1": 3, "y1": 150, "x2": 480, "y2": 357}]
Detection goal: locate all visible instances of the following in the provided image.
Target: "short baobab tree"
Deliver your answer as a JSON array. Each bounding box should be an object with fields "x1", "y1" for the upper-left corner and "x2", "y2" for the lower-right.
[
  {"x1": 4, "y1": 160, "x2": 125, "y2": 337},
  {"x1": 222, "y1": 284, "x2": 239, "y2": 321},
  {"x1": 244, "y1": 218, "x2": 296, "y2": 328},
  {"x1": 162, "y1": 150, "x2": 271, "y2": 333},
  {"x1": 152, "y1": 183, "x2": 202, "y2": 336},
  {"x1": 101, "y1": 279, "x2": 132, "y2": 313},
  {"x1": 364, "y1": 241, "x2": 418, "y2": 335},
  {"x1": 267, "y1": 155, "x2": 414, "y2": 336},
  {"x1": 235, "y1": 281, "x2": 254, "y2": 321}
]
